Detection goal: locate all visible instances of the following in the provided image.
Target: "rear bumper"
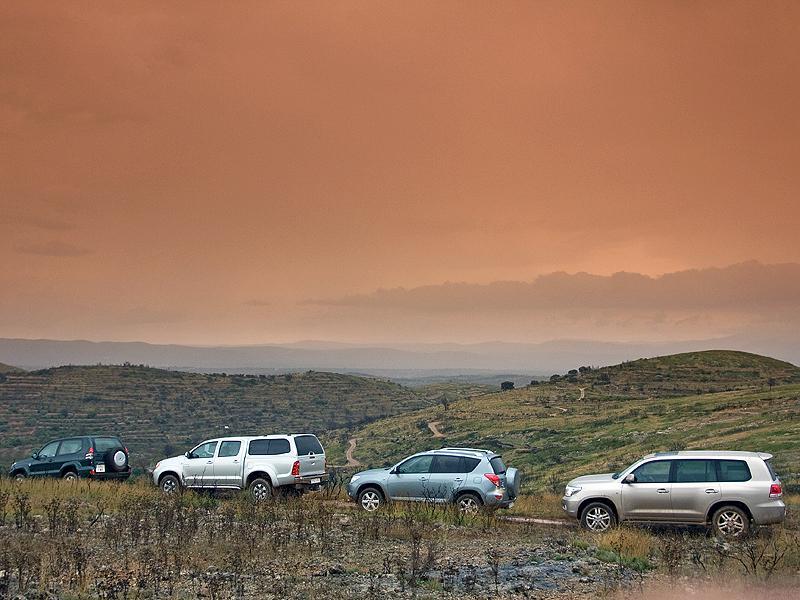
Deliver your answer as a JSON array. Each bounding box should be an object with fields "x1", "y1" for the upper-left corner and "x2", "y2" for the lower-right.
[
  {"x1": 752, "y1": 500, "x2": 786, "y2": 525},
  {"x1": 292, "y1": 473, "x2": 327, "y2": 489},
  {"x1": 483, "y1": 488, "x2": 515, "y2": 509},
  {"x1": 87, "y1": 467, "x2": 131, "y2": 480}
]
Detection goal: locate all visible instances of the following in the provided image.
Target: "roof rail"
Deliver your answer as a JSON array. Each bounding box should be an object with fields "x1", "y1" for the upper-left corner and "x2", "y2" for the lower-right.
[{"x1": 439, "y1": 447, "x2": 493, "y2": 454}]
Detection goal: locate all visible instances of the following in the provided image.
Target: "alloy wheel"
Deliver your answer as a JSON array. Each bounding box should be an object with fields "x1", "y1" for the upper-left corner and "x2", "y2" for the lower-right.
[
  {"x1": 457, "y1": 495, "x2": 480, "y2": 515},
  {"x1": 716, "y1": 510, "x2": 745, "y2": 537},
  {"x1": 585, "y1": 506, "x2": 612, "y2": 531},
  {"x1": 251, "y1": 482, "x2": 271, "y2": 501},
  {"x1": 360, "y1": 490, "x2": 381, "y2": 512}
]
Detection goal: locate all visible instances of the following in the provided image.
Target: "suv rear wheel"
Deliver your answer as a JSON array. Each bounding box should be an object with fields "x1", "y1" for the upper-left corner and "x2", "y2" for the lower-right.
[
  {"x1": 712, "y1": 505, "x2": 750, "y2": 538},
  {"x1": 62, "y1": 470, "x2": 78, "y2": 482},
  {"x1": 580, "y1": 502, "x2": 617, "y2": 532},
  {"x1": 358, "y1": 487, "x2": 383, "y2": 512},
  {"x1": 456, "y1": 492, "x2": 482, "y2": 515}
]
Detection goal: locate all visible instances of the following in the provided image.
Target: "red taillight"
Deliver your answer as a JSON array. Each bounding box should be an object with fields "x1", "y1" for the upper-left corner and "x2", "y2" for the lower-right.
[
  {"x1": 125, "y1": 447, "x2": 129, "y2": 454},
  {"x1": 770, "y1": 483, "x2": 782, "y2": 498},
  {"x1": 291, "y1": 460, "x2": 300, "y2": 477},
  {"x1": 484, "y1": 473, "x2": 501, "y2": 487},
  {"x1": 85, "y1": 447, "x2": 94, "y2": 460}
]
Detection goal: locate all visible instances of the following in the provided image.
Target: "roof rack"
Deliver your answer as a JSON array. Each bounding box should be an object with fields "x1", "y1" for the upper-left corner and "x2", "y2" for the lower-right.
[{"x1": 438, "y1": 447, "x2": 493, "y2": 454}]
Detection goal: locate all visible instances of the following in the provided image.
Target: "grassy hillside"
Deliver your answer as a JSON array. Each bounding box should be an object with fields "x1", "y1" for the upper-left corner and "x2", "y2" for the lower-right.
[
  {"x1": 341, "y1": 351, "x2": 800, "y2": 491},
  {"x1": 0, "y1": 364, "x2": 426, "y2": 468},
  {"x1": 572, "y1": 350, "x2": 800, "y2": 397},
  {"x1": 0, "y1": 362, "x2": 24, "y2": 374}
]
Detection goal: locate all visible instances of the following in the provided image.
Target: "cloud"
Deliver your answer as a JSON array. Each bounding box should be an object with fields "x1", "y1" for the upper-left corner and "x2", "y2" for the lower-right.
[
  {"x1": 15, "y1": 241, "x2": 92, "y2": 257},
  {"x1": 0, "y1": 212, "x2": 74, "y2": 231},
  {"x1": 308, "y1": 262, "x2": 800, "y2": 312}
]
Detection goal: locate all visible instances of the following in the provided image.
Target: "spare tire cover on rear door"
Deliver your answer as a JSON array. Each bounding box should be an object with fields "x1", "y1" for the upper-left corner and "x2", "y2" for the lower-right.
[
  {"x1": 105, "y1": 447, "x2": 129, "y2": 472},
  {"x1": 505, "y1": 467, "x2": 521, "y2": 499}
]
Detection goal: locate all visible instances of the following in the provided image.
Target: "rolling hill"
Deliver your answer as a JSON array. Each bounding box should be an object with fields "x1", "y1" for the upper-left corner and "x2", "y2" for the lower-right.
[
  {"x1": 0, "y1": 362, "x2": 24, "y2": 374},
  {"x1": 337, "y1": 351, "x2": 800, "y2": 490},
  {"x1": 0, "y1": 365, "x2": 426, "y2": 468}
]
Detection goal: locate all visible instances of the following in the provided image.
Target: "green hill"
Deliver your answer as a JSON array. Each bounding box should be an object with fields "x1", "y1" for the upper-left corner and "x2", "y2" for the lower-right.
[
  {"x1": 338, "y1": 351, "x2": 800, "y2": 490},
  {"x1": 0, "y1": 364, "x2": 426, "y2": 468},
  {"x1": 567, "y1": 350, "x2": 800, "y2": 397}
]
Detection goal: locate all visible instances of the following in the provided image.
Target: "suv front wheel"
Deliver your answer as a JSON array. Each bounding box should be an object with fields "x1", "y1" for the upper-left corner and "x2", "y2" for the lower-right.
[
  {"x1": 712, "y1": 505, "x2": 750, "y2": 538},
  {"x1": 580, "y1": 502, "x2": 617, "y2": 532},
  {"x1": 358, "y1": 487, "x2": 383, "y2": 512}
]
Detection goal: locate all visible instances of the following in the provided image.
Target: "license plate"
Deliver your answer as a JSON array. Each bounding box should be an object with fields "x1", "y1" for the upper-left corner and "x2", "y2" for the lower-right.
[
  {"x1": 310, "y1": 478, "x2": 320, "y2": 484},
  {"x1": 96, "y1": 464, "x2": 105, "y2": 473}
]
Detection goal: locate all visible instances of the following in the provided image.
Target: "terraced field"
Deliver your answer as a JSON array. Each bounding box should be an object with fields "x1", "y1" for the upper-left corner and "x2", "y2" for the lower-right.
[{"x1": 0, "y1": 365, "x2": 426, "y2": 469}]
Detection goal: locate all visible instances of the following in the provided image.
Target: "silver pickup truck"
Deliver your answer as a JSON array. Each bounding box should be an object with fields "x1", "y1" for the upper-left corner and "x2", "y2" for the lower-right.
[{"x1": 152, "y1": 434, "x2": 326, "y2": 499}]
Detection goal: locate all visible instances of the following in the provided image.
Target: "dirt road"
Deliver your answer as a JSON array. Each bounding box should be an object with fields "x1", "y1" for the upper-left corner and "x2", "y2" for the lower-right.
[
  {"x1": 345, "y1": 438, "x2": 361, "y2": 467},
  {"x1": 427, "y1": 421, "x2": 445, "y2": 438}
]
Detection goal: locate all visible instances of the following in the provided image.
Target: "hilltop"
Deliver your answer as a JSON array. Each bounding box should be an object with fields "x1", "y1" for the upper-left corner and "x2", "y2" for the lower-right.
[
  {"x1": 0, "y1": 364, "x2": 426, "y2": 468},
  {"x1": 565, "y1": 350, "x2": 800, "y2": 397},
  {"x1": 0, "y1": 362, "x2": 24, "y2": 374},
  {"x1": 338, "y1": 351, "x2": 800, "y2": 489}
]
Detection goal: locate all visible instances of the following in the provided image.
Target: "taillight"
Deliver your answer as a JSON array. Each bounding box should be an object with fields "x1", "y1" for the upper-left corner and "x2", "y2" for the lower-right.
[
  {"x1": 769, "y1": 483, "x2": 782, "y2": 498},
  {"x1": 291, "y1": 460, "x2": 300, "y2": 477},
  {"x1": 85, "y1": 447, "x2": 94, "y2": 460},
  {"x1": 484, "y1": 473, "x2": 501, "y2": 487}
]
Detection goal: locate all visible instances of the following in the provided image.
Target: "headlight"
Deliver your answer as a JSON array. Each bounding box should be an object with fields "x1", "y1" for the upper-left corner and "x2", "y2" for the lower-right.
[
  {"x1": 564, "y1": 485, "x2": 582, "y2": 497},
  {"x1": 350, "y1": 474, "x2": 361, "y2": 483}
]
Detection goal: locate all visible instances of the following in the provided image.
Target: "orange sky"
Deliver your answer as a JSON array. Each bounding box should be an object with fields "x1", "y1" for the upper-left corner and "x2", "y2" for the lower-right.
[{"x1": 1, "y1": 2, "x2": 799, "y2": 344}]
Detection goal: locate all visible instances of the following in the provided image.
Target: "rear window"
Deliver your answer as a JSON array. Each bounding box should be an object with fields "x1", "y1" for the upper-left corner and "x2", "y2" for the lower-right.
[
  {"x1": 716, "y1": 460, "x2": 752, "y2": 482},
  {"x1": 765, "y1": 460, "x2": 778, "y2": 481},
  {"x1": 294, "y1": 435, "x2": 324, "y2": 455},
  {"x1": 248, "y1": 439, "x2": 291, "y2": 455},
  {"x1": 57, "y1": 438, "x2": 84, "y2": 456},
  {"x1": 94, "y1": 437, "x2": 122, "y2": 452},
  {"x1": 432, "y1": 455, "x2": 463, "y2": 473},
  {"x1": 490, "y1": 456, "x2": 506, "y2": 474}
]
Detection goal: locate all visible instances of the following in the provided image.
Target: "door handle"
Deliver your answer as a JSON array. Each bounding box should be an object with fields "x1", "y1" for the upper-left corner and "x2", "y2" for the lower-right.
[
  {"x1": 419, "y1": 477, "x2": 427, "y2": 481},
  {"x1": 454, "y1": 478, "x2": 463, "y2": 482},
  {"x1": 206, "y1": 460, "x2": 213, "y2": 464},
  {"x1": 657, "y1": 488, "x2": 669, "y2": 493},
  {"x1": 705, "y1": 489, "x2": 719, "y2": 494}
]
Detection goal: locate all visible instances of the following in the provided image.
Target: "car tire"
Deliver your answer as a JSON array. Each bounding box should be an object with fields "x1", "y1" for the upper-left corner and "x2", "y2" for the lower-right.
[
  {"x1": 13, "y1": 472, "x2": 26, "y2": 481},
  {"x1": 62, "y1": 470, "x2": 78, "y2": 482},
  {"x1": 104, "y1": 447, "x2": 129, "y2": 472},
  {"x1": 159, "y1": 474, "x2": 181, "y2": 494},
  {"x1": 455, "y1": 492, "x2": 483, "y2": 515},
  {"x1": 580, "y1": 502, "x2": 617, "y2": 532},
  {"x1": 712, "y1": 505, "x2": 750, "y2": 539},
  {"x1": 358, "y1": 487, "x2": 384, "y2": 512},
  {"x1": 249, "y1": 477, "x2": 273, "y2": 502}
]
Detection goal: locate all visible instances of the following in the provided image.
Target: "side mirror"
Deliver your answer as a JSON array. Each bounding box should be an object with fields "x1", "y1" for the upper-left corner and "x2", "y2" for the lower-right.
[
  {"x1": 623, "y1": 473, "x2": 635, "y2": 484},
  {"x1": 31, "y1": 452, "x2": 39, "y2": 460},
  {"x1": 184, "y1": 451, "x2": 192, "y2": 459},
  {"x1": 389, "y1": 468, "x2": 398, "y2": 475}
]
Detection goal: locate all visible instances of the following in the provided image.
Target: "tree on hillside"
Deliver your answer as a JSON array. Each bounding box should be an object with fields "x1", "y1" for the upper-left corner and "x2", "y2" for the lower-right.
[
  {"x1": 500, "y1": 381, "x2": 515, "y2": 391},
  {"x1": 768, "y1": 377, "x2": 776, "y2": 391}
]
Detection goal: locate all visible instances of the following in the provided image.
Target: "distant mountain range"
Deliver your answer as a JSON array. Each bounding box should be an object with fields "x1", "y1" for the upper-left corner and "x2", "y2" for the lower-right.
[{"x1": 1, "y1": 335, "x2": 798, "y2": 377}]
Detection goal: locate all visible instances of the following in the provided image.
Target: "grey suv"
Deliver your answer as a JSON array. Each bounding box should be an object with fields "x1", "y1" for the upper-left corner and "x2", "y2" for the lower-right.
[
  {"x1": 562, "y1": 451, "x2": 786, "y2": 537},
  {"x1": 347, "y1": 448, "x2": 520, "y2": 513}
]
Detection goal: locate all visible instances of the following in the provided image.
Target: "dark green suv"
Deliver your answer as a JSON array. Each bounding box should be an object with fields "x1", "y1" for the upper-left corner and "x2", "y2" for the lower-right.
[{"x1": 9, "y1": 435, "x2": 131, "y2": 481}]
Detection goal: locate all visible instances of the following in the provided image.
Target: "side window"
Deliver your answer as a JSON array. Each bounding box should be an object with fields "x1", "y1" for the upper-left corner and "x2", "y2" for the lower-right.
[
  {"x1": 717, "y1": 460, "x2": 752, "y2": 482},
  {"x1": 431, "y1": 455, "x2": 463, "y2": 473},
  {"x1": 248, "y1": 439, "x2": 290, "y2": 455},
  {"x1": 57, "y1": 438, "x2": 84, "y2": 456},
  {"x1": 673, "y1": 460, "x2": 716, "y2": 483},
  {"x1": 268, "y1": 439, "x2": 290, "y2": 455},
  {"x1": 39, "y1": 441, "x2": 60, "y2": 458},
  {"x1": 632, "y1": 460, "x2": 672, "y2": 483},
  {"x1": 490, "y1": 457, "x2": 507, "y2": 474},
  {"x1": 218, "y1": 441, "x2": 241, "y2": 458},
  {"x1": 462, "y1": 457, "x2": 481, "y2": 473},
  {"x1": 192, "y1": 441, "x2": 218, "y2": 459},
  {"x1": 396, "y1": 455, "x2": 433, "y2": 475}
]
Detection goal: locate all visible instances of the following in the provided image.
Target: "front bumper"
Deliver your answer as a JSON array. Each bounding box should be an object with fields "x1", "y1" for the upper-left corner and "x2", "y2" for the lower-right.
[{"x1": 562, "y1": 494, "x2": 582, "y2": 518}]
